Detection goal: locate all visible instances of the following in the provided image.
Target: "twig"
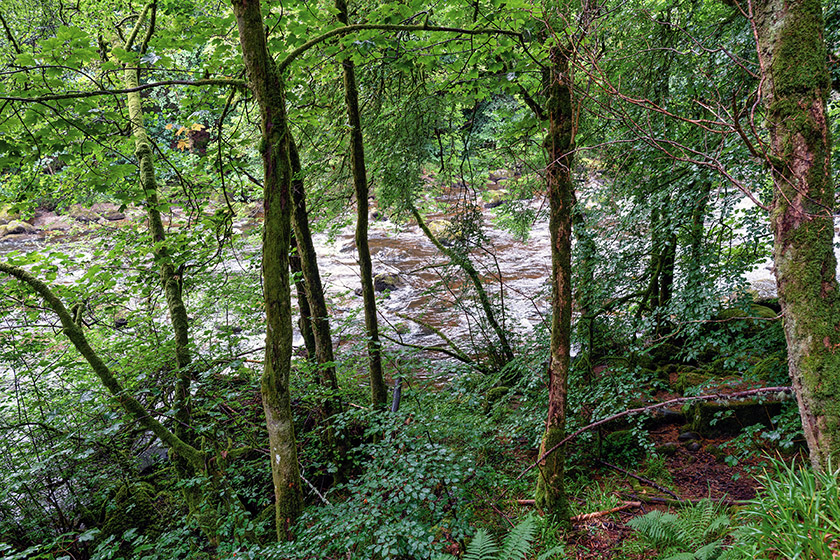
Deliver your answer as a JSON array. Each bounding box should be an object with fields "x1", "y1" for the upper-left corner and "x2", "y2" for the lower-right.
[
  {"x1": 300, "y1": 472, "x2": 331, "y2": 506},
  {"x1": 570, "y1": 501, "x2": 641, "y2": 523},
  {"x1": 598, "y1": 460, "x2": 679, "y2": 499}
]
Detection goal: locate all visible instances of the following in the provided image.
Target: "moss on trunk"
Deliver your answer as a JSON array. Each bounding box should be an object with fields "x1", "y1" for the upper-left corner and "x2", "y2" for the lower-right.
[
  {"x1": 756, "y1": 0, "x2": 840, "y2": 471},
  {"x1": 232, "y1": 0, "x2": 302, "y2": 538},
  {"x1": 535, "y1": 43, "x2": 574, "y2": 525}
]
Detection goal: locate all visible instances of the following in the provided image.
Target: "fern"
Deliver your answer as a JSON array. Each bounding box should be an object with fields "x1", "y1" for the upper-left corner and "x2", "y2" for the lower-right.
[
  {"x1": 463, "y1": 530, "x2": 499, "y2": 560},
  {"x1": 432, "y1": 516, "x2": 542, "y2": 560},
  {"x1": 628, "y1": 500, "x2": 731, "y2": 560},
  {"x1": 498, "y1": 515, "x2": 536, "y2": 560}
]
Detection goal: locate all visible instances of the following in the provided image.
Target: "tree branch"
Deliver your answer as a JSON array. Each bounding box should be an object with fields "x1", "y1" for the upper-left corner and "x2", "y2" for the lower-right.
[
  {"x1": 0, "y1": 79, "x2": 248, "y2": 103},
  {"x1": 278, "y1": 23, "x2": 522, "y2": 73},
  {"x1": 515, "y1": 386, "x2": 793, "y2": 483}
]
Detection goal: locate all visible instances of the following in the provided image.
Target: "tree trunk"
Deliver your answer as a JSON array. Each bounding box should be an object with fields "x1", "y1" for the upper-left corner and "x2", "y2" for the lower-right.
[
  {"x1": 755, "y1": 0, "x2": 840, "y2": 471},
  {"x1": 535, "y1": 43, "x2": 574, "y2": 525},
  {"x1": 288, "y1": 135, "x2": 342, "y2": 417},
  {"x1": 336, "y1": 0, "x2": 388, "y2": 408},
  {"x1": 290, "y1": 233, "x2": 317, "y2": 360},
  {"x1": 121, "y1": 2, "x2": 208, "y2": 534},
  {"x1": 231, "y1": 0, "x2": 302, "y2": 538}
]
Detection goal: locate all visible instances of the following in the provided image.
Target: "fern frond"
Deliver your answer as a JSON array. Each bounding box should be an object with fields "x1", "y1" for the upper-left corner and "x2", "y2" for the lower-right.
[
  {"x1": 536, "y1": 544, "x2": 566, "y2": 560},
  {"x1": 694, "y1": 540, "x2": 724, "y2": 560},
  {"x1": 628, "y1": 510, "x2": 681, "y2": 548},
  {"x1": 663, "y1": 553, "x2": 696, "y2": 560},
  {"x1": 498, "y1": 516, "x2": 537, "y2": 560},
  {"x1": 463, "y1": 529, "x2": 499, "y2": 560}
]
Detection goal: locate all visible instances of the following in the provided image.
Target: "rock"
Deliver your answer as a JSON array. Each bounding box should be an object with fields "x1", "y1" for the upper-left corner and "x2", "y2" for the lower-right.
[
  {"x1": 394, "y1": 322, "x2": 410, "y2": 335},
  {"x1": 0, "y1": 220, "x2": 36, "y2": 236},
  {"x1": 91, "y1": 202, "x2": 125, "y2": 221},
  {"x1": 101, "y1": 210, "x2": 126, "y2": 221},
  {"x1": 247, "y1": 202, "x2": 265, "y2": 219},
  {"x1": 685, "y1": 441, "x2": 702, "y2": 452},
  {"x1": 656, "y1": 442, "x2": 679, "y2": 457},
  {"x1": 687, "y1": 399, "x2": 784, "y2": 436},
  {"x1": 0, "y1": 204, "x2": 20, "y2": 225},
  {"x1": 675, "y1": 369, "x2": 713, "y2": 394},
  {"x1": 483, "y1": 189, "x2": 508, "y2": 209},
  {"x1": 374, "y1": 272, "x2": 400, "y2": 292},
  {"x1": 32, "y1": 212, "x2": 73, "y2": 231},
  {"x1": 678, "y1": 431, "x2": 701, "y2": 442},
  {"x1": 68, "y1": 204, "x2": 101, "y2": 223},
  {"x1": 114, "y1": 317, "x2": 129, "y2": 329},
  {"x1": 427, "y1": 219, "x2": 459, "y2": 245}
]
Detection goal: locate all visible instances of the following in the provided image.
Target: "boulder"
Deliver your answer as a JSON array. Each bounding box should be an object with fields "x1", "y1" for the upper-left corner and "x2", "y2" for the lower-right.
[
  {"x1": 687, "y1": 399, "x2": 784, "y2": 436},
  {"x1": 68, "y1": 204, "x2": 101, "y2": 223},
  {"x1": 0, "y1": 204, "x2": 20, "y2": 225},
  {"x1": 428, "y1": 219, "x2": 459, "y2": 245},
  {"x1": 0, "y1": 220, "x2": 36, "y2": 236},
  {"x1": 483, "y1": 189, "x2": 508, "y2": 209},
  {"x1": 374, "y1": 272, "x2": 400, "y2": 292}
]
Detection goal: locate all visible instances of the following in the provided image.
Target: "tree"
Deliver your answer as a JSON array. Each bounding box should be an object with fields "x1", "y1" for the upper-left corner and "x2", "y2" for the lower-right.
[{"x1": 754, "y1": 0, "x2": 840, "y2": 471}]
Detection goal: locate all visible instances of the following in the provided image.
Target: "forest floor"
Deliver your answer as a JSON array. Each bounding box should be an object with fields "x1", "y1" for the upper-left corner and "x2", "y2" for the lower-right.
[{"x1": 553, "y1": 422, "x2": 762, "y2": 559}]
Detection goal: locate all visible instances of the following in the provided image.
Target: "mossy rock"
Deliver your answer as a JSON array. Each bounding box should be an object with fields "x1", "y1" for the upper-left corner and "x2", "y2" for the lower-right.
[
  {"x1": 373, "y1": 272, "x2": 400, "y2": 292},
  {"x1": 687, "y1": 400, "x2": 783, "y2": 437},
  {"x1": 749, "y1": 353, "x2": 787, "y2": 382},
  {"x1": 482, "y1": 189, "x2": 508, "y2": 209},
  {"x1": 482, "y1": 386, "x2": 510, "y2": 413},
  {"x1": 753, "y1": 297, "x2": 781, "y2": 313},
  {"x1": 674, "y1": 369, "x2": 712, "y2": 395},
  {"x1": 0, "y1": 204, "x2": 20, "y2": 224},
  {"x1": 647, "y1": 342, "x2": 682, "y2": 365},
  {"x1": 101, "y1": 482, "x2": 161, "y2": 539},
  {"x1": 0, "y1": 220, "x2": 36, "y2": 236},
  {"x1": 427, "y1": 219, "x2": 461, "y2": 245},
  {"x1": 716, "y1": 304, "x2": 778, "y2": 322},
  {"x1": 68, "y1": 204, "x2": 101, "y2": 223}
]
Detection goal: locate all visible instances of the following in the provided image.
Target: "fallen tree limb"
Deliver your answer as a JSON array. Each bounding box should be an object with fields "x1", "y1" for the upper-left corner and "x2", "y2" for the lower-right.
[
  {"x1": 598, "y1": 460, "x2": 679, "y2": 499},
  {"x1": 514, "y1": 386, "x2": 792, "y2": 483},
  {"x1": 622, "y1": 493, "x2": 747, "y2": 507},
  {"x1": 570, "y1": 501, "x2": 641, "y2": 523}
]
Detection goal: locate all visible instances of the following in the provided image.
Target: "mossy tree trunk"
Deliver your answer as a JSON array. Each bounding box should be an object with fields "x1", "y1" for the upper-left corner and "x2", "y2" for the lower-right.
[
  {"x1": 231, "y1": 0, "x2": 302, "y2": 538},
  {"x1": 336, "y1": 0, "x2": 388, "y2": 408},
  {"x1": 535, "y1": 43, "x2": 574, "y2": 525},
  {"x1": 290, "y1": 233, "x2": 317, "y2": 359},
  {"x1": 120, "y1": 1, "x2": 208, "y2": 532},
  {"x1": 288, "y1": 135, "x2": 342, "y2": 417},
  {"x1": 755, "y1": 0, "x2": 840, "y2": 472}
]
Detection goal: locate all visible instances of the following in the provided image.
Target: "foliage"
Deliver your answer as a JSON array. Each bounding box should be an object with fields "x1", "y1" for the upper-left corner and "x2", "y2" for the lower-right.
[
  {"x1": 723, "y1": 459, "x2": 840, "y2": 560},
  {"x1": 628, "y1": 499, "x2": 731, "y2": 560},
  {"x1": 431, "y1": 515, "x2": 564, "y2": 560}
]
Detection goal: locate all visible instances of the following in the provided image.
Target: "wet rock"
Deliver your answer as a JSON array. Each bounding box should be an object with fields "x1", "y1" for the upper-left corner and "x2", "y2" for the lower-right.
[
  {"x1": 92, "y1": 203, "x2": 126, "y2": 221},
  {"x1": 374, "y1": 272, "x2": 400, "y2": 292},
  {"x1": 0, "y1": 220, "x2": 37, "y2": 236},
  {"x1": 483, "y1": 189, "x2": 508, "y2": 209},
  {"x1": 684, "y1": 441, "x2": 702, "y2": 452},
  {"x1": 0, "y1": 204, "x2": 20, "y2": 225},
  {"x1": 68, "y1": 204, "x2": 101, "y2": 223},
  {"x1": 340, "y1": 242, "x2": 356, "y2": 253},
  {"x1": 32, "y1": 212, "x2": 73, "y2": 231},
  {"x1": 428, "y1": 219, "x2": 459, "y2": 245},
  {"x1": 678, "y1": 431, "x2": 701, "y2": 442}
]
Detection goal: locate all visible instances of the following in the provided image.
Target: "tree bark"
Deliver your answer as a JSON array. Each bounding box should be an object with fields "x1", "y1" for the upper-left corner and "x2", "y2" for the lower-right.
[
  {"x1": 288, "y1": 135, "x2": 342, "y2": 417},
  {"x1": 535, "y1": 43, "x2": 574, "y2": 525},
  {"x1": 336, "y1": 0, "x2": 388, "y2": 408},
  {"x1": 290, "y1": 233, "x2": 317, "y2": 360},
  {"x1": 231, "y1": 0, "x2": 302, "y2": 538},
  {"x1": 755, "y1": 0, "x2": 840, "y2": 471}
]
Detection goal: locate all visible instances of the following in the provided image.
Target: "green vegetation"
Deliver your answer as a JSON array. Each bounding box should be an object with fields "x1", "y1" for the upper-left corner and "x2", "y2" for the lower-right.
[{"x1": 0, "y1": 0, "x2": 838, "y2": 557}]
